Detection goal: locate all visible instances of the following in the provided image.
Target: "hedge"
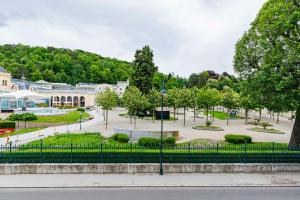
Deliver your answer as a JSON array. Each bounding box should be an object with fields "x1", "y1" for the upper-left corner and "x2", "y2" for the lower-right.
[
  {"x1": 0, "y1": 121, "x2": 16, "y2": 129},
  {"x1": 138, "y1": 137, "x2": 176, "y2": 147},
  {"x1": 7, "y1": 113, "x2": 37, "y2": 121},
  {"x1": 112, "y1": 133, "x2": 129, "y2": 143},
  {"x1": 225, "y1": 134, "x2": 252, "y2": 144}
]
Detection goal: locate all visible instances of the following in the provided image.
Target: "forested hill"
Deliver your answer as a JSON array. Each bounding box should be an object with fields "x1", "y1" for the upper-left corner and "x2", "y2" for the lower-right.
[{"x1": 0, "y1": 44, "x2": 133, "y2": 84}]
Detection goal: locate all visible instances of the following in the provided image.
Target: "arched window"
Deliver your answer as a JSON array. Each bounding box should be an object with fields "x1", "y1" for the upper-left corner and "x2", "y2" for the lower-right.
[
  {"x1": 80, "y1": 96, "x2": 85, "y2": 107},
  {"x1": 54, "y1": 96, "x2": 59, "y2": 102},
  {"x1": 73, "y1": 96, "x2": 79, "y2": 107}
]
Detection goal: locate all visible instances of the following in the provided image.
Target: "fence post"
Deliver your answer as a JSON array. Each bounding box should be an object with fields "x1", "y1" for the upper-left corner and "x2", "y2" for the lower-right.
[
  {"x1": 244, "y1": 141, "x2": 247, "y2": 163},
  {"x1": 9, "y1": 141, "x2": 12, "y2": 164},
  {"x1": 100, "y1": 140, "x2": 103, "y2": 163},
  {"x1": 216, "y1": 142, "x2": 219, "y2": 163},
  {"x1": 40, "y1": 139, "x2": 43, "y2": 164},
  {"x1": 272, "y1": 142, "x2": 275, "y2": 163},
  {"x1": 188, "y1": 142, "x2": 191, "y2": 163},
  {"x1": 70, "y1": 142, "x2": 73, "y2": 163}
]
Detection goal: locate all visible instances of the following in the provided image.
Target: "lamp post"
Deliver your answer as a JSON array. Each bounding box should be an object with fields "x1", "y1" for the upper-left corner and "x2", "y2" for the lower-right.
[{"x1": 160, "y1": 80, "x2": 166, "y2": 175}]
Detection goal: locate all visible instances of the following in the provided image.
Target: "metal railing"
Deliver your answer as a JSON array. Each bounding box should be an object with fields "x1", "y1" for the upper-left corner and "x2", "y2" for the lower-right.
[{"x1": 0, "y1": 141, "x2": 299, "y2": 163}]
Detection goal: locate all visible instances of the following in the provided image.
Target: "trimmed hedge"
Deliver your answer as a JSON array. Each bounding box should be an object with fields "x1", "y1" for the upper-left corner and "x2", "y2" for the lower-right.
[
  {"x1": 225, "y1": 134, "x2": 252, "y2": 144},
  {"x1": 138, "y1": 137, "x2": 176, "y2": 147},
  {"x1": 0, "y1": 121, "x2": 16, "y2": 129},
  {"x1": 7, "y1": 113, "x2": 37, "y2": 121},
  {"x1": 77, "y1": 107, "x2": 85, "y2": 112},
  {"x1": 112, "y1": 134, "x2": 129, "y2": 143}
]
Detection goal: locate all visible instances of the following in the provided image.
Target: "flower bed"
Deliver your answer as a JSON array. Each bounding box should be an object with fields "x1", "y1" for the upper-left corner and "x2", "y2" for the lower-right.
[{"x1": 0, "y1": 128, "x2": 15, "y2": 135}]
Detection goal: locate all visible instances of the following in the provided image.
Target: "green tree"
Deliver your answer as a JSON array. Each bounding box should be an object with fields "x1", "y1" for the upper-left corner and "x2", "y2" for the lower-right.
[
  {"x1": 131, "y1": 45, "x2": 158, "y2": 94},
  {"x1": 240, "y1": 95, "x2": 257, "y2": 124},
  {"x1": 177, "y1": 88, "x2": 192, "y2": 127},
  {"x1": 96, "y1": 88, "x2": 118, "y2": 129},
  {"x1": 197, "y1": 88, "x2": 221, "y2": 122},
  {"x1": 147, "y1": 88, "x2": 161, "y2": 122},
  {"x1": 221, "y1": 87, "x2": 240, "y2": 125},
  {"x1": 234, "y1": 0, "x2": 299, "y2": 145},
  {"x1": 122, "y1": 86, "x2": 149, "y2": 128},
  {"x1": 166, "y1": 88, "x2": 180, "y2": 120}
]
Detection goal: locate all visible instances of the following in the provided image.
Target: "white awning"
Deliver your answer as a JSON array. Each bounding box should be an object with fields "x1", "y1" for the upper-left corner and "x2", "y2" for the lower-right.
[{"x1": 0, "y1": 90, "x2": 47, "y2": 102}]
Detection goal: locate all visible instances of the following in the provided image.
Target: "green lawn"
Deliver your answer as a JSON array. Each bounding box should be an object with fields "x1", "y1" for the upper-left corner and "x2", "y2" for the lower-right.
[
  {"x1": 201, "y1": 111, "x2": 240, "y2": 120},
  {"x1": 33, "y1": 111, "x2": 90, "y2": 124},
  {"x1": 27, "y1": 132, "x2": 102, "y2": 146},
  {"x1": 0, "y1": 127, "x2": 45, "y2": 138}
]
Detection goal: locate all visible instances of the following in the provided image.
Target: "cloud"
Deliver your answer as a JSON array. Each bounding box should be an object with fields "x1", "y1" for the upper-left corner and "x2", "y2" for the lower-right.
[{"x1": 0, "y1": 0, "x2": 266, "y2": 77}]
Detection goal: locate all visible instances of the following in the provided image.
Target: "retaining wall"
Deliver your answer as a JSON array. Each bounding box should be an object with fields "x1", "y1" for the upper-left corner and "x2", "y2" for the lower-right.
[{"x1": 1, "y1": 163, "x2": 300, "y2": 175}]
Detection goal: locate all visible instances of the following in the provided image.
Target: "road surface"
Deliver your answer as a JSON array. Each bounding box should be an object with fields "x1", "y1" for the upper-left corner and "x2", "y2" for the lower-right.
[{"x1": 0, "y1": 187, "x2": 299, "y2": 200}]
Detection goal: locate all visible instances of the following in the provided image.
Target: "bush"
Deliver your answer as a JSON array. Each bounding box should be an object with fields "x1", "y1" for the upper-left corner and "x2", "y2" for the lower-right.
[
  {"x1": 0, "y1": 121, "x2": 16, "y2": 129},
  {"x1": 7, "y1": 113, "x2": 37, "y2": 121},
  {"x1": 258, "y1": 121, "x2": 272, "y2": 129},
  {"x1": 225, "y1": 134, "x2": 252, "y2": 144},
  {"x1": 77, "y1": 107, "x2": 85, "y2": 112},
  {"x1": 112, "y1": 133, "x2": 129, "y2": 143},
  {"x1": 138, "y1": 137, "x2": 176, "y2": 147},
  {"x1": 205, "y1": 120, "x2": 212, "y2": 127}
]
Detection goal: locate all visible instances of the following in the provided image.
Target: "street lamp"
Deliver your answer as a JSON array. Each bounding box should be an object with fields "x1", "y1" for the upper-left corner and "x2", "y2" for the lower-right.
[{"x1": 160, "y1": 80, "x2": 166, "y2": 175}]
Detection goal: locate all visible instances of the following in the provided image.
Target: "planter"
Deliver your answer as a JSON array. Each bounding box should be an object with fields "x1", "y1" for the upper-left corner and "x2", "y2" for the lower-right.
[
  {"x1": 248, "y1": 127, "x2": 285, "y2": 134},
  {"x1": 192, "y1": 126, "x2": 224, "y2": 131}
]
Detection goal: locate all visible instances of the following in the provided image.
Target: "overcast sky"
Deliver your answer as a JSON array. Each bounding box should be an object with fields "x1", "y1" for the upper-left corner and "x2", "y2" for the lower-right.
[{"x1": 0, "y1": 0, "x2": 266, "y2": 77}]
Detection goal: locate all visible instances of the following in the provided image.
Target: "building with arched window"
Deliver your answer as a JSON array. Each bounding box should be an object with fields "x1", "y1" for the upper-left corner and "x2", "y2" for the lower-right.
[{"x1": 0, "y1": 66, "x2": 129, "y2": 111}]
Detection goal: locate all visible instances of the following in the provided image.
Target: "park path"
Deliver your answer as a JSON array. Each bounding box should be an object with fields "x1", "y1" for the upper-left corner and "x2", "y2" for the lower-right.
[{"x1": 0, "y1": 109, "x2": 103, "y2": 145}]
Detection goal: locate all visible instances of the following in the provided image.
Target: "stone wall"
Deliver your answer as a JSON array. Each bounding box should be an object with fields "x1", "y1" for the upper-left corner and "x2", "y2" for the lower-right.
[{"x1": 1, "y1": 163, "x2": 300, "y2": 175}]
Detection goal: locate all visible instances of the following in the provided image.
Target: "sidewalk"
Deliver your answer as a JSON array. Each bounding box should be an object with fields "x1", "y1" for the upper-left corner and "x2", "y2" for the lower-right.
[
  {"x1": 0, "y1": 173, "x2": 300, "y2": 187},
  {"x1": 0, "y1": 109, "x2": 103, "y2": 145}
]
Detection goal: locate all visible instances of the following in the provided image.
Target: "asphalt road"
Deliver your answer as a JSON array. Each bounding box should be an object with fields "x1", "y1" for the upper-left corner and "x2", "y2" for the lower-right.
[{"x1": 0, "y1": 187, "x2": 300, "y2": 200}]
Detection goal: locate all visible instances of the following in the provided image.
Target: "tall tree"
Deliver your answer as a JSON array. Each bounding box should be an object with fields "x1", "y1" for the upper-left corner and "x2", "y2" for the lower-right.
[
  {"x1": 122, "y1": 86, "x2": 149, "y2": 128},
  {"x1": 221, "y1": 87, "x2": 240, "y2": 125},
  {"x1": 177, "y1": 88, "x2": 192, "y2": 127},
  {"x1": 197, "y1": 88, "x2": 221, "y2": 122},
  {"x1": 131, "y1": 45, "x2": 158, "y2": 94},
  {"x1": 234, "y1": 0, "x2": 299, "y2": 145},
  {"x1": 147, "y1": 88, "x2": 161, "y2": 122},
  {"x1": 96, "y1": 88, "x2": 118, "y2": 129}
]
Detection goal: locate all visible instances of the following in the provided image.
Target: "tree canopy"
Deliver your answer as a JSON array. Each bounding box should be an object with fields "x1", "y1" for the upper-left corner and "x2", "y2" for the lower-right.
[
  {"x1": 0, "y1": 44, "x2": 132, "y2": 84},
  {"x1": 233, "y1": 0, "x2": 300, "y2": 145}
]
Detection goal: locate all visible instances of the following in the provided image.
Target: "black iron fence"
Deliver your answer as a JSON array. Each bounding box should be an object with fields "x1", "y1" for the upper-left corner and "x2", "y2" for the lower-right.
[{"x1": 0, "y1": 142, "x2": 300, "y2": 163}]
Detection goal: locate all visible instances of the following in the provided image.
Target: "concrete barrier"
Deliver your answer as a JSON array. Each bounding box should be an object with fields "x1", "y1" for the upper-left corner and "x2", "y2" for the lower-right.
[{"x1": 1, "y1": 163, "x2": 300, "y2": 175}]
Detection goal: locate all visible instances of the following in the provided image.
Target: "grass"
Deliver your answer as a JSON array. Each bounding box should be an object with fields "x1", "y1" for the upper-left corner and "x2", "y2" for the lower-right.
[
  {"x1": 192, "y1": 125, "x2": 224, "y2": 131},
  {"x1": 0, "y1": 127, "x2": 45, "y2": 138},
  {"x1": 201, "y1": 111, "x2": 240, "y2": 120},
  {"x1": 33, "y1": 111, "x2": 90, "y2": 124},
  {"x1": 27, "y1": 132, "x2": 102, "y2": 146},
  {"x1": 17, "y1": 133, "x2": 293, "y2": 154},
  {"x1": 248, "y1": 127, "x2": 285, "y2": 134}
]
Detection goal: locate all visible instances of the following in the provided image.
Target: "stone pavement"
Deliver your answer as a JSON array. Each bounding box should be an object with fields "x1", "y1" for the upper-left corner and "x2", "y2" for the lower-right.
[{"x1": 0, "y1": 173, "x2": 300, "y2": 187}]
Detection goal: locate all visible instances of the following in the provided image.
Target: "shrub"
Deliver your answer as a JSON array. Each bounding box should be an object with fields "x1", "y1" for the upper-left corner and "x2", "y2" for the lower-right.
[
  {"x1": 164, "y1": 137, "x2": 176, "y2": 146},
  {"x1": 225, "y1": 134, "x2": 252, "y2": 144},
  {"x1": 138, "y1": 137, "x2": 176, "y2": 147},
  {"x1": 77, "y1": 107, "x2": 85, "y2": 112},
  {"x1": 0, "y1": 121, "x2": 16, "y2": 129},
  {"x1": 7, "y1": 113, "x2": 37, "y2": 121},
  {"x1": 258, "y1": 121, "x2": 272, "y2": 129},
  {"x1": 205, "y1": 120, "x2": 212, "y2": 127},
  {"x1": 112, "y1": 133, "x2": 129, "y2": 143}
]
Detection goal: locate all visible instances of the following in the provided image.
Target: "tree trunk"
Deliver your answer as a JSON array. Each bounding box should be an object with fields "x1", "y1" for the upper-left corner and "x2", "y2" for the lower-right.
[
  {"x1": 103, "y1": 109, "x2": 106, "y2": 122},
  {"x1": 212, "y1": 107, "x2": 215, "y2": 121},
  {"x1": 276, "y1": 112, "x2": 280, "y2": 124},
  {"x1": 134, "y1": 113, "x2": 137, "y2": 129},
  {"x1": 130, "y1": 111, "x2": 132, "y2": 124},
  {"x1": 152, "y1": 108, "x2": 155, "y2": 123},
  {"x1": 245, "y1": 108, "x2": 248, "y2": 124},
  {"x1": 105, "y1": 109, "x2": 108, "y2": 129},
  {"x1": 206, "y1": 107, "x2": 209, "y2": 122},
  {"x1": 193, "y1": 107, "x2": 196, "y2": 122},
  {"x1": 289, "y1": 105, "x2": 300, "y2": 146},
  {"x1": 183, "y1": 108, "x2": 186, "y2": 127},
  {"x1": 259, "y1": 108, "x2": 262, "y2": 121}
]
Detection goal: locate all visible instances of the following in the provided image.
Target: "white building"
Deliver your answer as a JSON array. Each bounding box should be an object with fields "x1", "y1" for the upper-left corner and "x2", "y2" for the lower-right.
[{"x1": 0, "y1": 66, "x2": 129, "y2": 110}]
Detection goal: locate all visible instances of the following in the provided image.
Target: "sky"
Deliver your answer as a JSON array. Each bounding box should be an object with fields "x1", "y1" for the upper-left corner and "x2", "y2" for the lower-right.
[{"x1": 0, "y1": 0, "x2": 266, "y2": 77}]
